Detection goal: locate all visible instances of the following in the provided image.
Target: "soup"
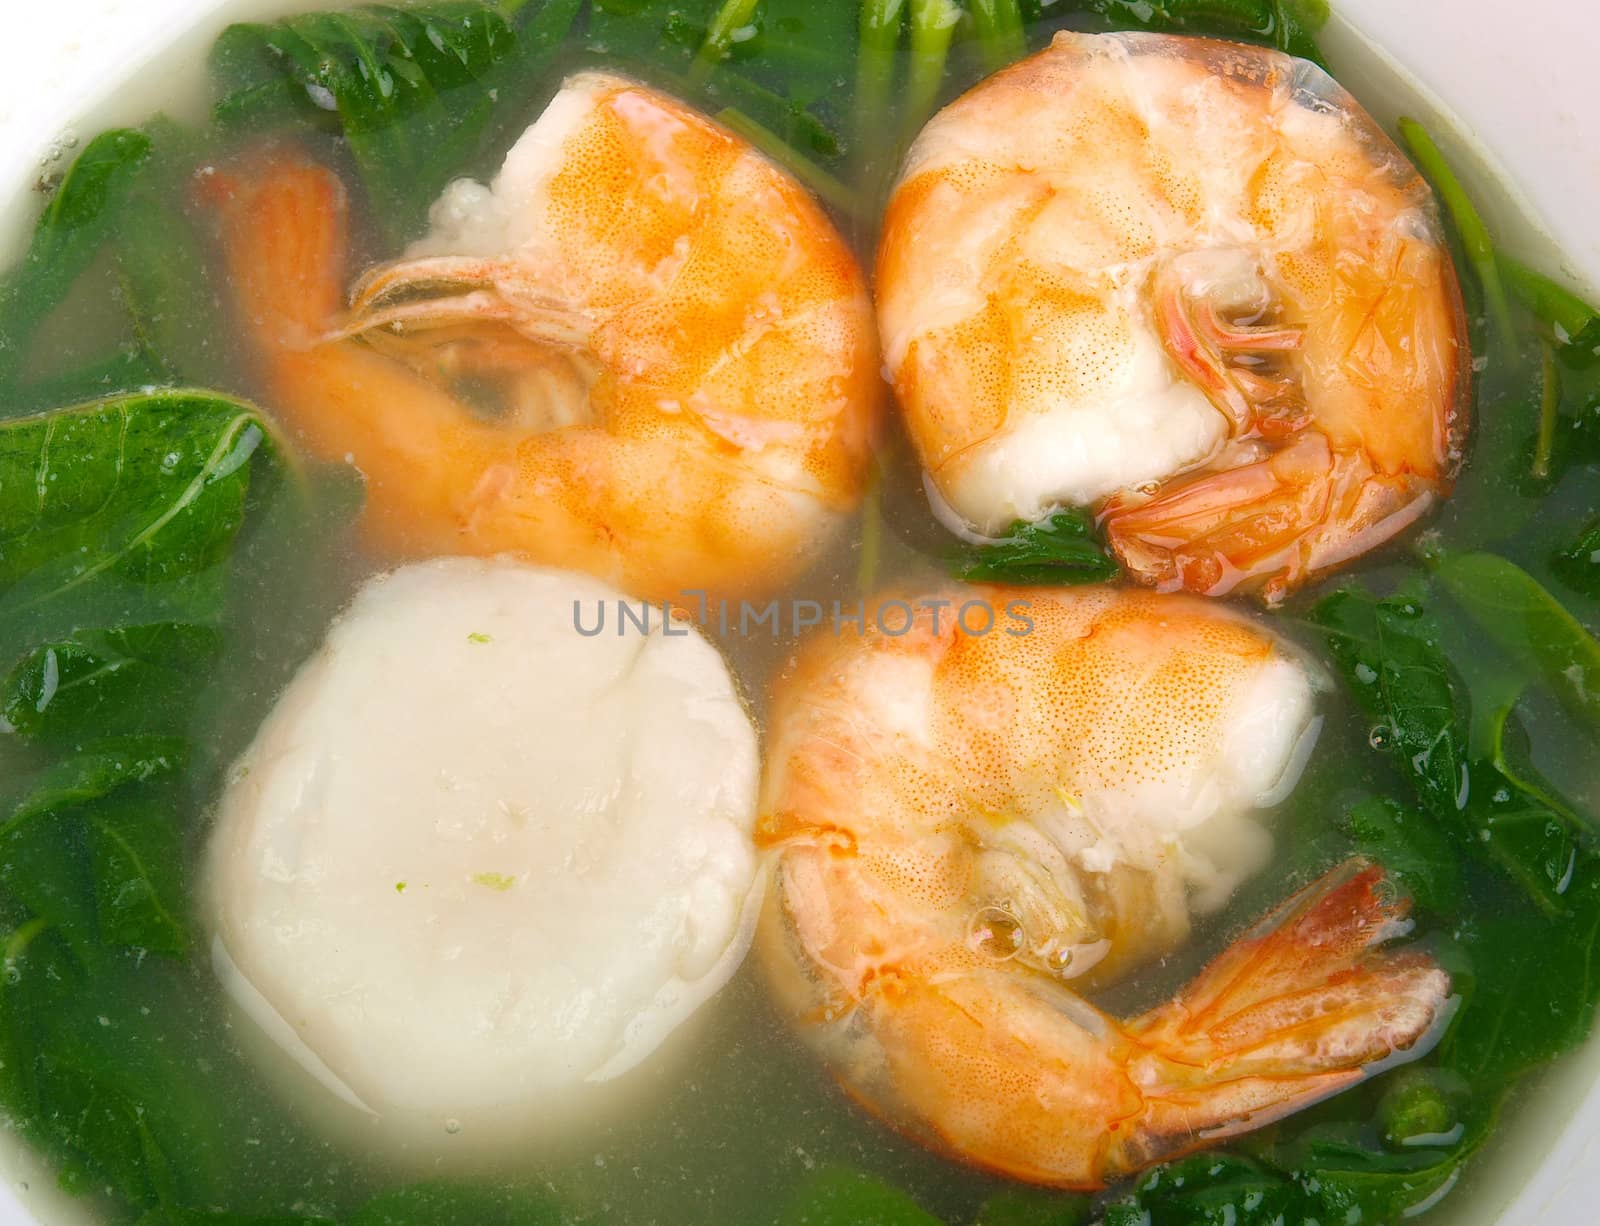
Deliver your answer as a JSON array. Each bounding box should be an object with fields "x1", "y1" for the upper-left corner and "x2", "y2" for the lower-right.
[{"x1": 1, "y1": 2, "x2": 1597, "y2": 1224}]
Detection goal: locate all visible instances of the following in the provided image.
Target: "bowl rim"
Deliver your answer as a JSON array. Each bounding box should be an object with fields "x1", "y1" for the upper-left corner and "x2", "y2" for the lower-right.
[{"x1": 0, "y1": 2, "x2": 1597, "y2": 1224}]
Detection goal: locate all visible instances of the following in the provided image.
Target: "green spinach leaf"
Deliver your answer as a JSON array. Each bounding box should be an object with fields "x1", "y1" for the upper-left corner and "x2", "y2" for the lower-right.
[
  {"x1": 1288, "y1": 1121, "x2": 1471, "y2": 1223},
  {"x1": 1444, "y1": 866, "x2": 1600, "y2": 1087},
  {"x1": 592, "y1": 0, "x2": 856, "y2": 200},
  {"x1": 0, "y1": 392, "x2": 284, "y2": 969},
  {"x1": 0, "y1": 130, "x2": 154, "y2": 390},
  {"x1": 1484, "y1": 699, "x2": 1589, "y2": 832},
  {"x1": 0, "y1": 117, "x2": 238, "y2": 407},
  {"x1": 0, "y1": 869, "x2": 352, "y2": 1222},
  {"x1": 0, "y1": 813, "x2": 96, "y2": 964},
  {"x1": 951, "y1": 509, "x2": 1121, "y2": 585},
  {"x1": 0, "y1": 920, "x2": 64, "y2": 1123},
  {"x1": 1078, "y1": 1, "x2": 1330, "y2": 66},
  {"x1": 115, "y1": 187, "x2": 232, "y2": 390},
  {"x1": 212, "y1": 0, "x2": 583, "y2": 245},
  {"x1": 1309, "y1": 584, "x2": 1586, "y2": 917},
  {"x1": 1309, "y1": 586, "x2": 1468, "y2": 824},
  {"x1": 1463, "y1": 759, "x2": 1582, "y2": 917},
  {"x1": 1102, "y1": 1152, "x2": 1296, "y2": 1225},
  {"x1": 779, "y1": 1166, "x2": 944, "y2": 1226},
  {"x1": 0, "y1": 391, "x2": 269, "y2": 639},
  {"x1": 25, "y1": 952, "x2": 315, "y2": 1215},
  {"x1": 86, "y1": 797, "x2": 188, "y2": 955},
  {"x1": 1306, "y1": 581, "x2": 1600, "y2": 1135},
  {"x1": 1101, "y1": 1110, "x2": 1486, "y2": 1225},
  {"x1": 4, "y1": 735, "x2": 188, "y2": 828},
  {"x1": 1, "y1": 623, "x2": 223, "y2": 743},
  {"x1": 1554, "y1": 517, "x2": 1600, "y2": 598},
  {"x1": 0, "y1": 735, "x2": 185, "y2": 962},
  {"x1": 1434, "y1": 551, "x2": 1600, "y2": 736}
]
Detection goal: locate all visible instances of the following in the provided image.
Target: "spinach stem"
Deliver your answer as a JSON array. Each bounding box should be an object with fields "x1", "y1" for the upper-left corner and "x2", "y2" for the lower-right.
[
  {"x1": 969, "y1": 0, "x2": 1026, "y2": 71},
  {"x1": 857, "y1": 0, "x2": 908, "y2": 163},
  {"x1": 1532, "y1": 338, "x2": 1560, "y2": 483},
  {"x1": 1398, "y1": 118, "x2": 1517, "y2": 350},
  {"x1": 906, "y1": 0, "x2": 961, "y2": 147},
  {"x1": 714, "y1": 108, "x2": 861, "y2": 215},
  {"x1": 691, "y1": 0, "x2": 763, "y2": 85},
  {"x1": 1501, "y1": 253, "x2": 1600, "y2": 346}
]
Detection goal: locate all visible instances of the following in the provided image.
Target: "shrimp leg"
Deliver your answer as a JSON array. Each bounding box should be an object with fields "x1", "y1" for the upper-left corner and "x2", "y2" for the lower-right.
[
  {"x1": 205, "y1": 70, "x2": 882, "y2": 603},
  {"x1": 875, "y1": 31, "x2": 1470, "y2": 601},
  {"x1": 205, "y1": 145, "x2": 863, "y2": 601}
]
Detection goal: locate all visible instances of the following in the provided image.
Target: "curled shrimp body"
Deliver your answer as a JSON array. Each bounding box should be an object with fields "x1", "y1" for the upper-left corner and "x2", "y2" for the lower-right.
[
  {"x1": 758, "y1": 586, "x2": 1450, "y2": 1186},
  {"x1": 211, "y1": 73, "x2": 879, "y2": 603},
  {"x1": 877, "y1": 32, "x2": 1469, "y2": 603}
]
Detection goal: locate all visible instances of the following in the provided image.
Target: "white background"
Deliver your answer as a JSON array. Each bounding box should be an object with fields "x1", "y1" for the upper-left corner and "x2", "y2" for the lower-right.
[{"x1": 0, "y1": 2, "x2": 1597, "y2": 1225}]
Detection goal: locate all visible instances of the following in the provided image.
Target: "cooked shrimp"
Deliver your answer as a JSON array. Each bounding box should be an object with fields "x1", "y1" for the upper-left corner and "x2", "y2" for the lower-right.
[
  {"x1": 208, "y1": 72, "x2": 880, "y2": 603},
  {"x1": 758, "y1": 585, "x2": 1451, "y2": 1187},
  {"x1": 876, "y1": 32, "x2": 1469, "y2": 603}
]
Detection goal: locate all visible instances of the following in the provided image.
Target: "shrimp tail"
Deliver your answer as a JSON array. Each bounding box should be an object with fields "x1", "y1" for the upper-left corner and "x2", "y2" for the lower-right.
[
  {"x1": 1113, "y1": 858, "x2": 1453, "y2": 1176},
  {"x1": 201, "y1": 148, "x2": 351, "y2": 348},
  {"x1": 202, "y1": 148, "x2": 495, "y2": 559}
]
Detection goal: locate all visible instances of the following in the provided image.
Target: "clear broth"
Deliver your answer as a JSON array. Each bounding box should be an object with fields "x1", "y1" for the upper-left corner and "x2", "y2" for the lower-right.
[{"x1": 1, "y1": 3, "x2": 1597, "y2": 1225}]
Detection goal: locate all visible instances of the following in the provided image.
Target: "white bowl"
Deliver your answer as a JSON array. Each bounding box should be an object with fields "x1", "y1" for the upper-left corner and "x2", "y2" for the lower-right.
[{"x1": 0, "y1": 2, "x2": 1596, "y2": 1224}]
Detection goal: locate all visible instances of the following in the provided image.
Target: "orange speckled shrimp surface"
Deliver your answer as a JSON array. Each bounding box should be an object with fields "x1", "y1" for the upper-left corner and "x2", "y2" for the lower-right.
[
  {"x1": 210, "y1": 73, "x2": 881, "y2": 603},
  {"x1": 758, "y1": 585, "x2": 1452, "y2": 1186},
  {"x1": 877, "y1": 32, "x2": 1469, "y2": 603}
]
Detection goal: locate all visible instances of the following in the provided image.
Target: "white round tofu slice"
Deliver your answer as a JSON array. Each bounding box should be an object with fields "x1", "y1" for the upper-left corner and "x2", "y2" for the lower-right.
[{"x1": 205, "y1": 558, "x2": 760, "y2": 1145}]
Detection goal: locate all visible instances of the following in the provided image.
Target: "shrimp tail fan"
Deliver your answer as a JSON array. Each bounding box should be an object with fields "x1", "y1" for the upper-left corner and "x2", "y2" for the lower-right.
[{"x1": 1113, "y1": 858, "x2": 1454, "y2": 1175}]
